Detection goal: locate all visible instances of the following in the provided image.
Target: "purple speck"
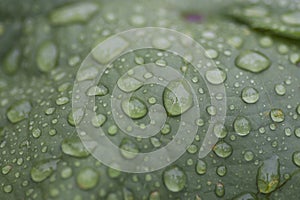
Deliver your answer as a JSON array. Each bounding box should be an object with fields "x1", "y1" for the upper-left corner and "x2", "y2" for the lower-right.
[{"x1": 184, "y1": 13, "x2": 203, "y2": 23}]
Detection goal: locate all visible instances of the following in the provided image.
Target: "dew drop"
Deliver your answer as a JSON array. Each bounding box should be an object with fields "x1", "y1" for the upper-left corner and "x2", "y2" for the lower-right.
[
  {"x1": 195, "y1": 159, "x2": 207, "y2": 175},
  {"x1": 163, "y1": 166, "x2": 186, "y2": 192},
  {"x1": 121, "y1": 97, "x2": 148, "y2": 119},
  {"x1": 31, "y1": 159, "x2": 58, "y2": 182},
  {"x1": 36, "y1": 41, "x2": 58, "y2": 72},
  {"x1": 76, "y1": 167, "x2": 99, "y2": 190},
  {"x1": 234, "y1": 116, "x2": 251, "y2": 136},
  {"x1": 281, "y1": 11, "x2": 300, "y2": 26},
  {"x1": 213, "y1": 123, "x2": 227, "y2": 139},
  {"x1": 205, "y1": 68, "x2": 227, "y2": 85},
  {"x1": 61, "y1": 137, "x2": 90, "y2": 158},
  {"x1": 119, "y1": 138, "x2": 139, "y2": 159},
  {"x1": 270, "y1": 109, "x2": 285, "y2": 123},
  {"x1": 163, "y1": 79, "x2": 193, "y2": 116},
  {"x1": 7, "y1": 100, "x2": 32, "y2": 124},
  {"x1": 91, "y1": 114, "x2": 106, "y2": 127},
  {"x1": 292, "y1": 152, "x2": 300, "y2": 167},
  {"x1": 213, "y1": 141, "x2": 233, "y2": 158},
  {"x1": 241, "y1": 87, "x2": 259, "y2": 104},
  {"x1": 117, "y1": 75, "x2": 143, "y2": 93},
  {"x1": 274, "y1": 84, "x2": 286, "y2": 96},
  {"x1": 215, "y1": 182, "x2": 225, "y2": 197},
  {"x1": 235, "y1": 50, "x2": 270, "y2": 73}
]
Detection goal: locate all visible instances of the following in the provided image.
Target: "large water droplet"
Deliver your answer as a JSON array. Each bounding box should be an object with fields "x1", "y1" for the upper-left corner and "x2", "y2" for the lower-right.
[
  {"x1": 3, "y1": 48, "x2": 20, "y2": 75},
  {"x1": 216, "y1": 165, "x2": 227, "y2": 177},
  {"x1": 122, "y1": 97, "x2": 148, "y2": 119},
  {"x1": 163, "y1": 166, "x2": 186, "y2": 192},
  {"x1": 213, "y1": 141, "x2": 233, "y2": 158},
  {"x1": 205, "y1": 68, "x2": 227, "y2": 85},
  {"x1": 281, "y1": 11, "x2": 300, "y2": 26},
  {"x1": 61, "y1": 137, "x2": 90, "y2": 158},
  {"x1": 76, "y1": 167, "x2": 99, "y2": 190},
  {"x1": 49, "y1": 2, "x2": 99, "y2": 25},
  {"x1": 270, "y1": 109, "x2": 285, "y2": 123},
  {"x1": 7, "y1": 100, "x2": 32, "y2": 124},
  {"x1": 274, "y1": 84, "x2": 286, "y2": 96},
  {"x1": 235, "y1": 50, "x2": 270, "y2": 73},
  {"x1": 30, "y1": 159, "x2": 58, "y2": 182},
  {"x1": 163, "y1": 79, "x2": 193, "y2": 116},
  {"x1": 241, "y1": 87, "x2": 259, "y2": 104},
  {"x1": 234, "y1": 116, "x2": 251, "y2": 136},
  {"x1": 257, "y1": 155, "x2": 280, "y2": 194},
  {"x1": 213, "y1": 123, "x2": 227, "y2": 139},
  {"x1": 36, "y1": 41, "x2": 58, "y2": 72}
]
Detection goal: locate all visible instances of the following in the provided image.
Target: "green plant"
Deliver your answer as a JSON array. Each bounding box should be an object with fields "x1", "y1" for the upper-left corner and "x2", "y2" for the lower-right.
[{"x1": 0, "y1": 0, "x2": 300, "y2": 199}]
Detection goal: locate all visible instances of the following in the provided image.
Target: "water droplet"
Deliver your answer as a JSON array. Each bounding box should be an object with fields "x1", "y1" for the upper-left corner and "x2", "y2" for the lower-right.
[
  {"x1": 205, "y1": 49, "x2": 218, "y2": 59},
  {"x1": 91, "y1": 114, "x2": 106, "y2": 127},
  {"x1": 149, "y1": 191, "x2": 160, "y2": 200},
  {"x1": 227, "y1": 36, "x2": 243, "y2": 48},
  {"x1": 195, "y1": 159, "x2": 207, "y2": 175},
  {"x1": 117, "y1": 75, "x2": 143, "y2": 93},
  {"x1": 161, "y1": 123, "x2": 171, "y2": 135},
  {"x1": 244, "y1": 150, "x2": 254, "y2": 161},
  {"x1": 122, "y1": 97, "x2": 148, "y2": 119},
  {"x1": 3, "y1": 48, "x2": 20, "y2": 75},
  {"x1": 108, "y1": 125, "x2": 118, "y2": 135},
  {"x1": 216, "y1": 165, "x2": 227, "y2": 177},
  {"x1": 2, "y1": 165, "x2": 12, "y2": 175},
  {"x1": 274, "y1": 84, "x2": 286, "y2": 96},
  {"x1": 213, "y1": 123, "x2": 227, "y2": 139},
  {"x1": 163, "y1": 166, "x2": 186, "y2": 192},
  {"x1": 135, "y1": 56, "x2": 144, "y2": 65},
  {"x1": 270, "y1": 109, "x2": 285, "y2": 123},
  {"x1": 7, "y1": 100, "x2": 32, "y2": 123},
  {"x1": 206, "y1": 105, "x2": 217, "y2": 116},
  {"x1": 187, "y1": 144, "x2": 197, "y2": 154},
  {"x1": 163, "y1": 79, "x2": 193, "y2": 116},
  {"x1": 130, "y1": 15, "x2": 145, "y2": 26},
  {"x1": 68, "y1": 109, "x2": 84, "y2": 126},
  {"x1": 281, "y1": 11, "x2": 300, "y2": 26},
  {"x1": 292, "y1": 152, "x2": 300, "y2": 167},
  {"x1": 213, "y1": 141, "x2": 233, "y2": 158},
  {"x1": 93, "y1": 36, "x2": 128, "y2": 64},
  {"x1": 205, "y1": 68, "x2": 227, "y2": 85},
  {"x1": 297, "y1": 105, "x2": 300, "y2": 115},
  {"x1": 150, "y1": 137, "x2": 161, "y2": 148},
  {"x1": 244, "y1": 6, "x2": 268, "y2": 17},
  {"x1": 56, "y1": 97, "x2": 69, "y2": 105},
  {"x1": 61, "y1": 167, "x2": 72, "y2": 179},
  {"x1": 233, "y1": 193, "x2": 256, "y2": 200},
  {"x1": 76, "y1": 167, "x2": 99, "y2": 190},
  {"x1": 61, "y1": 137, "x2": 90, "y2": 158},
  {"x1": 31, "y1": 159, "x2": 58, "y2": 182},
  {"x1": 32, "y1": 128, "x2": 41, "y2": 138},
  {"x1": 295, "y1": 128, "x2": 300, "y2": 138},
  {"x1": 234, "y1": 116, "x2": 251, "y2": 136},
  {"x1": 257, "y1": 155, "x2": 280, "y2": 194},
  {"x1": 241, "y1": 87, "x2": 259, "y2": 104},
  {"x1": 49, "y1": 2, "x2": 99, "y2": 25},
  {"x1": 215, "y1": 182, "x2": 225, "y2": 197},
  {"x1": 45, "y1": 107, "x2": 55, "y2": 115},
  {"x1": 108, "y1": 167, "x2": 121, "y2": 178},
  {"x1": 36, "y1": 41, "x2": 58, "y2": 72},
  {"x1": 235, "y1": 50, "x2": 270, "y2": 73},
  {"x1": 155, "y1": 59, "x2": 167, "y2": 67},
  {"x1": 87, "y1": 85, "x2": 108, "y2": 96},
  {"x1": 259, "y1": 36, "x2": 273, "y2": 48},
  {"x1": 3, "y1": 185, "x2": 13, "y2": 193},
  {"x1": 119, "y1": 138, "x2": 139, "y2": 159},
  {"x1": 152, "y1": 37, "x2": 171, "y2": 50}
]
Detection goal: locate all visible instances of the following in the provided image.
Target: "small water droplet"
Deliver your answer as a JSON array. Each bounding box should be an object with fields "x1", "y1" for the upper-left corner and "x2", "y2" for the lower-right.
[
  {"x1": 61, "y1": 137, "x2": 90, "y2": 158},
  {"x1": 216, "y1": 165, "x2": 227, "y2": 177},
  {"x1": 119, "y1": 138, "x2": 139, "y2": 159},
  {"x1": 241, "y1": 87, "x2": 259, "y2": 104},
  {"x1": 87, "y1": 85, "x2": 108, "y2": 96},
  {"x1": 205, "y1": 68, "x2": 227, "y2": 85},
  {"x1": 213, "y1": 123, "x2": 227, "y2": 139},
  {"x1": 213, "y1": 141, "x2": 233, "y2": 158},
  {"x1": 215, "y1": 182, "x2": 225, "y2": 197},
  {"x1": 32, "y1": 128, "x2": 41, "y2": 138},
  {"x1": 163, "y1": 79, "x2": 193, "y2": 116},
  {"x1": 122, "y1": 97, "x2": 148, "y2": 119},
  {"x1": 244, "y1": 150, "x2": 254, "y2": 161},
  {"x1": 195, "y1": 159, "x2": 207, "y2": 175},
  {"x1": 56, "y1": 97, "x2": 69, "y2": 105},
  {"x1": 235, "y1": 50, "x2": 270, "y2": 73},
  {"x1": 2, "y1": 165, "x2": 12, "y2": 175},
  {"x1": 257, "y1": 155, "x2": 280, "y2": 194},
  {"x1": 49, "y1": 2, "x2": 99, "y2": 25},
  {"x1": 274, "y1": 84, "x2": 286, "y2": 96},
  {"x1": 7, "y1": 100, "x2": 32, "y2": 124},
  {"x1": 76, "y1": 167, "x2": 99, "y2": 190},
  {"x1": 163, "y1": 166, "x2": 186, "y2": 192},
  {"x1": 270, "y1": 109, "x2": 285, "y2": 123},
  {"x1": 31, "y1": 159, "x2": 58, "y2": 182},
  {"x1": 281, "y1": 11, "x2": 300, "y2": 26},
  {"x1": 234, "y1": 116, "x2": 251, "y2": 136},
  {"x1": 61, "y1": 167, "x2": 72, "y2": 179},
  {"x1": 91, "y1": 114, "x2": 106, "y2": 127},
  {"x1": 36, "y1": 41, "x2": 58, "y2": 72}
]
